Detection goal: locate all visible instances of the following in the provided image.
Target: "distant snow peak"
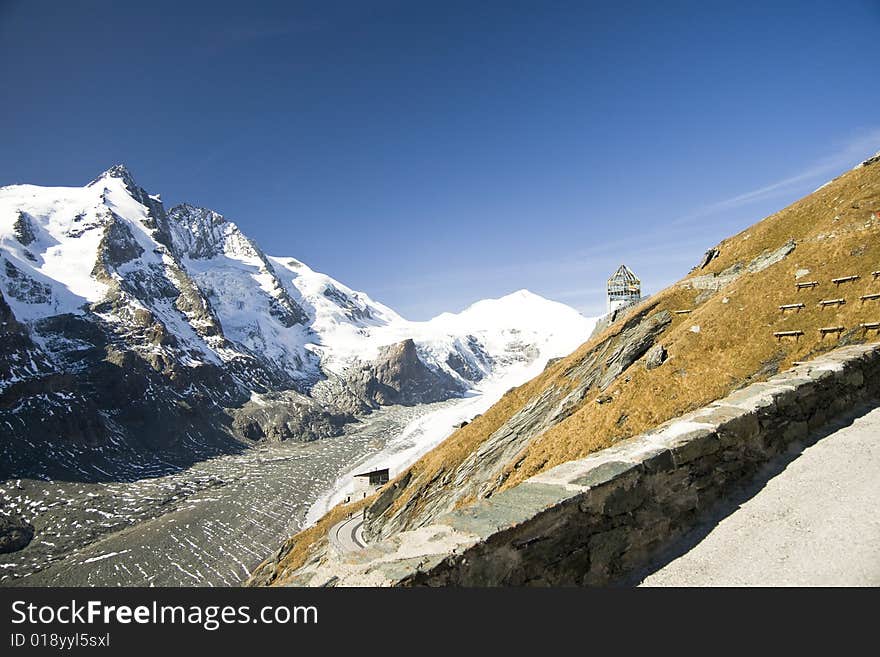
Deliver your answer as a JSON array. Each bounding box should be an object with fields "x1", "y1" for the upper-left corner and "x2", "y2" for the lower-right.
[{"x1": 88, "y1": 163, "x2": 138, "y2": 191}]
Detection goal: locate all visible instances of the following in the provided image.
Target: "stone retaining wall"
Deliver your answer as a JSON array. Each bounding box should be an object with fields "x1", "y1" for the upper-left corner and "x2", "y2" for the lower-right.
[{"x1": 288, "y1": 342, "x2": 880, "y2": 586}]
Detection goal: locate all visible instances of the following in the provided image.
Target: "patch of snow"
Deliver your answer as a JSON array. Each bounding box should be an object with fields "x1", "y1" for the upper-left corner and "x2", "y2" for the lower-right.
[
  {"x1": 0, "y1": 182, "x2": 113, "y2": 319},
  {"x1": 82, "y1": 549, "x2": 131, "y2": 564}
]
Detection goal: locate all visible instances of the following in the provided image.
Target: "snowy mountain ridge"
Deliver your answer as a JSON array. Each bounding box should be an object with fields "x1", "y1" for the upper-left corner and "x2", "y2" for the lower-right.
[{"x1": 0, "y1": 165, "x2": 595, "y2": 479}]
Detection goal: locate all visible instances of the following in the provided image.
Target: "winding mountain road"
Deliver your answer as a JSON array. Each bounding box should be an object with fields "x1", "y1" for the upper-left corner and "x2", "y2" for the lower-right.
[
  {"x1": 323, "y1": 404, "x2": 880, "y2": 585},
  {"x1": 330, "y1": 515, "x2": 367, "y2": 553}
]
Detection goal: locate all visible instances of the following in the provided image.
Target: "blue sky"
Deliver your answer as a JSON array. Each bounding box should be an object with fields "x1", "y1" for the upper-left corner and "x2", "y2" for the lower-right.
[{"x1": 1, "y1": 1, "x2": 879, "y2": 319}]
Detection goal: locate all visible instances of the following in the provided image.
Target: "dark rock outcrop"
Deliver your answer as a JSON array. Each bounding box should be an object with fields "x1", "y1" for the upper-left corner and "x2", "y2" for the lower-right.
[
  {"x1": 695, "y1": 247, "x2": 719, "y2": 270},
  {"x1": 0, "y1": 290, "x2": 56, "y2": 396},
  {"x1": 232, "y1": 392, "x2": 354, "y2": 443},
  {"x1": 644, "y1": 344, "x2": 668, "y2": 370},
  {"x1": 92, "y1": 215, "x2": 145, "y2": 273},
  {"x1": 859, "y1": 151, "x2": 880, "y2": 168},
  {"x1": 444, "y1": 336, "x2": 492, "y2": 382},
  {"x1": 684, "y1": 239, "x2": 796, "y2": 292},
  {"x1": 323, "y1": 284, "x2": 373, "y2": 322},
  {"x1": 12, "y1": 212, "x2": 36, "y2": 246},
  {"x1": 0, "y1": 515, "x2": 35, "y2": 553},
  {"x1": 599, "y1": 311, "x2": 672, "y2": 389},
  {"x1": 345, "y1": 339, "x2": 465, "y2": 407},
  {"x1": 3, "y1": 259, "x2": 53, "y2": 304}
]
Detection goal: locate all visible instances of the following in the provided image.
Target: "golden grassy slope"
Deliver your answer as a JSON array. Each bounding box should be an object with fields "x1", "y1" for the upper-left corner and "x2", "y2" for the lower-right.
[
  {"x1": 372, "y1": 158, "x2": 880, "y2": 515},
  {"x1": 504, "y1": 161, "x2": 880, "y2": 487},
  {"x1": 253, "y1": 158, "x2": 880, "y2": 585}
]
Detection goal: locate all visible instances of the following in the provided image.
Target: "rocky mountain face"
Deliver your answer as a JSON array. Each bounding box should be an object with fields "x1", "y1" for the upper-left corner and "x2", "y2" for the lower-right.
[
  {"x1": 0, "y1": 513, "x2": 34, "y2": 553},
  {"x1": 0, "y1": 166, "x2": 593, "y2": 481},
  {"x1": 345, "y1": 339, "x2": 465, "y2": 407},
  {"x1": 362, "y1": 303, "x2": 674, "y2": 541}
]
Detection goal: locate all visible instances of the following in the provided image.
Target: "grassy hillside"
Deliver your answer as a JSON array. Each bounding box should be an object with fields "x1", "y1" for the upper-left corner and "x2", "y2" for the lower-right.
[
  {"x1": 508, "y1": 160, "x2": 879, "y2": 486},
  {"x1": 250, "y1": 154, "x2": 880, "y2": 585}
]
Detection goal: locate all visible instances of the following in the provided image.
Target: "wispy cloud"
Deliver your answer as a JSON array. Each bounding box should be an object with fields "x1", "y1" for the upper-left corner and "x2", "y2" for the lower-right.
[
  {"x1": 356, "y1": 129, "x2": 880, "y2": 319},
  {"x1": 373, "y1": 230, "x2": 708, "y2": 317},
  {"x1": 671, "y1": 128, "x2": 880, "y2": 226},
  {"x1": 526, "y1": 130, "x2": 880, "y2": 314}
]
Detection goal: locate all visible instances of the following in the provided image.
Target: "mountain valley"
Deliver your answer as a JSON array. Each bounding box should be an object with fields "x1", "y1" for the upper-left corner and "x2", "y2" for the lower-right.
[{"x1": 0, "y1": 166, "x2": 595, "y2": 584}]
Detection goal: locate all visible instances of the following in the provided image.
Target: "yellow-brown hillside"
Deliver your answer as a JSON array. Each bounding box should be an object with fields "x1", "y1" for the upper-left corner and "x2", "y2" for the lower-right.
[
  {"x1": 367, "y1": 157, "x2": 880, "y2": 519},
  {"x1": 252, "y1": 155, "x2": 880, "y2": 584}
]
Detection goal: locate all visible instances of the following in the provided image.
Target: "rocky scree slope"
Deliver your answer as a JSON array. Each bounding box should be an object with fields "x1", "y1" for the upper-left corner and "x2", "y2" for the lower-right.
[
  {"x1": 0, "y1": 166, "x2": 592, "y2": 481},
  {"x1": 249, "y1": 151, "x2": 880, "y2": 585}
]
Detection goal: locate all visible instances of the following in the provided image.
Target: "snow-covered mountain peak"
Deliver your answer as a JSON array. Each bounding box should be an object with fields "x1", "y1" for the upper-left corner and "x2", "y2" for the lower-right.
[
  {"x1": 505, "y1": 288, "x2": 538, "y2": 299},
  {"x1": 429, "y1": 288, "x2": 578, "y2": 331},
  {"x1": 0, "y1": 164, "x2": 601, "y2": 481},
  {"x1": 87, "y1": 163, "x2": 138, "y2": 192},
  {"x1": 472, "y1": 288, "x2": 547, "y2": 309},
  {"x1": 1, "y1": 164, "x2": 596, "y2": 425}
]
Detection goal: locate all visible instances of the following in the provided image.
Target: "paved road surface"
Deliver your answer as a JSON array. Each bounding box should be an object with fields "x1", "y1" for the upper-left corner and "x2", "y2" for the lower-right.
[
  {"x1": 330, "y1": 515, "x2": 366, "y2": 553},
  {"x1": 639, "y1": 404, "x2": 880, "y2": 586}
]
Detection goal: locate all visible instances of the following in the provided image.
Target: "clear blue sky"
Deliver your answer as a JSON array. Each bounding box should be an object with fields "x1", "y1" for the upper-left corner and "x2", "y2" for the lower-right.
[{"x1": 2, "y1": 1, "x2": 879, "y2": 319}]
